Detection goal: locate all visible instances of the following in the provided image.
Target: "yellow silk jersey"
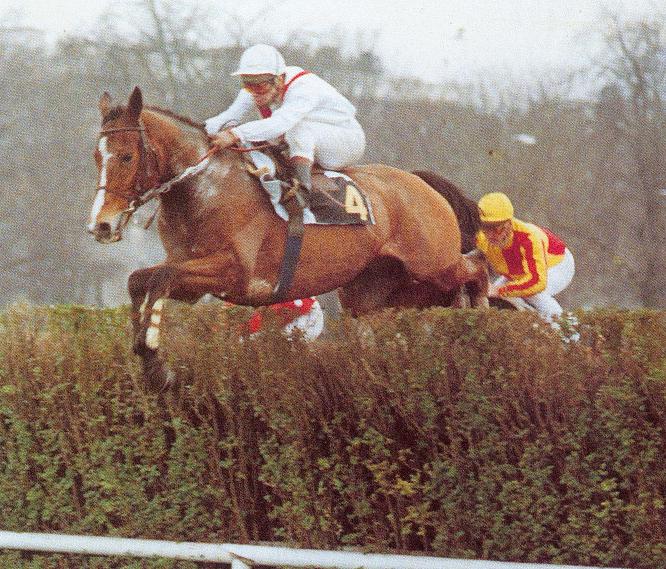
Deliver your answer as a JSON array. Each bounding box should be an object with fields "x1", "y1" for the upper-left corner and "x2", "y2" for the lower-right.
[{"x1": 476, "y1": 218, "x2": 567, "y2": 297}]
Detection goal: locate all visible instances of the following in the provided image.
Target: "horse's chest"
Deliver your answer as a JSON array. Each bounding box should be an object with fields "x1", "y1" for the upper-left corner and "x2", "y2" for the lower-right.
[{"x1": 195, "y1": 162, "x2": 232, "y2": 199}]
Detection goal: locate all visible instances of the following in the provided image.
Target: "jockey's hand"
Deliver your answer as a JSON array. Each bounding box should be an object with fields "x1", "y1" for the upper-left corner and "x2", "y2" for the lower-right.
[
  {"x1": 211, "y1": 129, "x2": 239, "y2": 149},
  {"x1": 204, "y1": 118, "x2": 220, "y2": 136}
]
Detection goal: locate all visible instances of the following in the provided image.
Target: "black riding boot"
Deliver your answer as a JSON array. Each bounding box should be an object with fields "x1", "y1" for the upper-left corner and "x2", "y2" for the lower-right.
[{"x1": 293, "y1": 161, "x2": 314, "y2": 209}]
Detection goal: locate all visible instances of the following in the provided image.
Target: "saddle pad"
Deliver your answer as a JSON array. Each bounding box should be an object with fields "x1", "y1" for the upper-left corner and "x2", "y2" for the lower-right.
[
  {"x1": 246, "y1": 149, "x2": 375, "y2": 226},
  {"x1": 311, "y1": 171, "x2": 375, "y2": 225}
]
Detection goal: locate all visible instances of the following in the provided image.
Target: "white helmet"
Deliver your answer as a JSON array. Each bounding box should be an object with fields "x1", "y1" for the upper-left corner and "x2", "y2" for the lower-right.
[{"x1": 231, "y1": 44, "x2": 286, "y2": 76}]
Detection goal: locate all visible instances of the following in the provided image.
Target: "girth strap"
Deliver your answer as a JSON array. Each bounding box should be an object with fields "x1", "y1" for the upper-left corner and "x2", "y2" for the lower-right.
[{"x1": 271, "y1": 195, "x2": 305, "y2": 302}]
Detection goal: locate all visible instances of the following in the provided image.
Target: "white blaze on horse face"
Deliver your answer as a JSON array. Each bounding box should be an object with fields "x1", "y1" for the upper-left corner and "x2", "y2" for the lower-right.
[
  {"x1": 87, "y1": 136, "x2": 113, "y2": 230},
  {"x1": 87, "y1": 189, "x2": 106, "y2": 231},
  {"x1": 97, "y1": 136, "x2": 112, "y2": 188}
]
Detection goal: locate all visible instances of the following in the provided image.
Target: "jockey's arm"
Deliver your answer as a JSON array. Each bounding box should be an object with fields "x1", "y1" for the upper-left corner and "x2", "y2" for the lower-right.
[
  {"x1": 204, "y1": 90, "x2": 255, "y2": 135},
  {"x1": 500, "y1": 238, "x2": 548, "y2": 297},
  {"x1": 231, "y1": 93, "x2": 319, "y2": 143}
]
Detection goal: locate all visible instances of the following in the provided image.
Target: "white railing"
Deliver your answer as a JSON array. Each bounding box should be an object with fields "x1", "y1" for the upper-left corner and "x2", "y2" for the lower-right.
[{"x1": 0, "y1": 531, "x2": 627, "y2": 569}]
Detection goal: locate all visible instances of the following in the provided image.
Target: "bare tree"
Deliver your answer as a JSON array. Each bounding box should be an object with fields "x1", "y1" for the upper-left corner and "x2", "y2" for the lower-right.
[{"x1": 593, "y1": 13, "x2": 666, "y2": 307}]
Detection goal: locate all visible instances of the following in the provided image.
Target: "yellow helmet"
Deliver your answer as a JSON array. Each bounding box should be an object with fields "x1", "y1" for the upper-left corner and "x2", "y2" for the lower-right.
[{"x1": 478, "y1": 192, "x2": 514, "y2": 222}]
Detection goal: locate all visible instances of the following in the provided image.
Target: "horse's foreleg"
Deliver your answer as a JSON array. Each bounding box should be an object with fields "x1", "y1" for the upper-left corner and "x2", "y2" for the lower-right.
[
  {"x1": 339, "y1": 258, "x2": 411, "y2": 316},
  {"x1": 421, "y1": 250, "x2": 489, "y2": 310},
  {"x1": 456, "y1": 250, "x2": 489, "y2": 308},
  {"x1": 132, "y1": 254, "x2": 241, "y2": 354},
  {"x1": 128, "y1": 267, "x2": 158, "y2": 356}
]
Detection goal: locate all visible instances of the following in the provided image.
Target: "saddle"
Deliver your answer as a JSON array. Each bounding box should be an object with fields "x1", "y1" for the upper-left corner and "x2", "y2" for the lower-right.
[{"x1": 242, "y1": 145, "x2": 374, "y2": 226}]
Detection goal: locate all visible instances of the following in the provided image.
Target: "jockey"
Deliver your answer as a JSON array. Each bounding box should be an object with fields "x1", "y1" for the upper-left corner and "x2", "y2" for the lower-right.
[
  {"x1": 205, "y1": 44, "x2": 366, "y2": 209},
  {"x1": 475, "y1": 192, "x2": 575, "y2": 323},
  {"x1": 246, "y1": 297, "x2": 324, "y2": 342}
]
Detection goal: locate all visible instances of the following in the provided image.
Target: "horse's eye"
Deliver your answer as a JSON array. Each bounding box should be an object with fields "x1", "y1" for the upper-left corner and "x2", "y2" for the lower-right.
[{"x1": 121, "y1": 153, "x2": 133, "y2": 163}]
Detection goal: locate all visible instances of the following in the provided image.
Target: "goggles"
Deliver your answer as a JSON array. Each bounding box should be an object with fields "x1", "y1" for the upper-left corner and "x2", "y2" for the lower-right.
[
  {"x1": 481, "y1": 220, "x2": 509, "y2": 230},
  {"x1": 241, "y1": 75, "x2": 277, "y2": 94}
]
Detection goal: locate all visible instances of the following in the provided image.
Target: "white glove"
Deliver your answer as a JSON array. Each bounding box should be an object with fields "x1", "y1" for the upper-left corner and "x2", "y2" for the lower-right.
[{"x1": 204, "y1": 117, "x2": 222, "y2": 136}]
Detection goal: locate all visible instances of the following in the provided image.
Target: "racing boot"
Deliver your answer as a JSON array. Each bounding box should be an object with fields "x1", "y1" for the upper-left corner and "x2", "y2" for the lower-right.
[{"x1": 292, "y1": 160, "x2": 329, "y2": 212}]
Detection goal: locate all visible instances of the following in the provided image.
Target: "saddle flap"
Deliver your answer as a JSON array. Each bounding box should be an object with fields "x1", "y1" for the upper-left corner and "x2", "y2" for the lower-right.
[
  {"x1": 309, "y1": 171, "x2": 374, "y2": 225},
  {"x1": 244, "y1": 148, "x2": 374, "y2": 226}
]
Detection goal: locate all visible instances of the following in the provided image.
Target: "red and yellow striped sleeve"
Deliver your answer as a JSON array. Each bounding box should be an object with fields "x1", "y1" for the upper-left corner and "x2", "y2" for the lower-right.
[{"x1": 499, "y1": 229, "x2": 548, "y2": 297}]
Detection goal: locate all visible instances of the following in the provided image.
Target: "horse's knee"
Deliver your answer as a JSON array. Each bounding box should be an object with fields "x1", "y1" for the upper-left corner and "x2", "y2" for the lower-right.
[{"x1": 128, "y1": 269, "x2": 151, "y2": 303}]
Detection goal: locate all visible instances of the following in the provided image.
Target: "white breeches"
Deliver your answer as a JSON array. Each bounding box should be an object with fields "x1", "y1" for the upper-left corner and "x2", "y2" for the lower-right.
[
  {"x1": 283, "y1": 300, "x2": 325, "y2": 342},
  {"x1": 494, "y1": 248, "x2": 575, "y2": 322},
  {"x1": 285, "y1": 118, "x2": 366, "y2": 169}
]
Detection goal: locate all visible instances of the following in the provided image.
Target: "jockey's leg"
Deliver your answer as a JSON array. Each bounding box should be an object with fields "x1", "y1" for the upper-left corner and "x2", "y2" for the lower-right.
[
  {"x1": 310, "y1": 119, "x2": 366, "y2": 169},
  {"x1": 286, "y1": 120, "x2": 365, "y2": 210},
  {"x1": 544, "y1": 248, "x2": 575, "y2": 296},
  {"x1": 525, "y1": 248, "x2": 577, "y2": 338},
  {"x1": 290, "y1": 155, "x2": 316, "y2": 208},
  {"x1": 524, "y1": 291, "x2": 563, "y2": 322}
]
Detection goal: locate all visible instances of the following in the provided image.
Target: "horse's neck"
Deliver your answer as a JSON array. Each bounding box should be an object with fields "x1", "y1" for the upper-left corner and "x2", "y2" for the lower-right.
[
  {"x1": 141, "y1": 110, "x2": 267, "y2": 246},
  {"x1": 143, "y1": 111, "x2": 209, "y2": 178}
]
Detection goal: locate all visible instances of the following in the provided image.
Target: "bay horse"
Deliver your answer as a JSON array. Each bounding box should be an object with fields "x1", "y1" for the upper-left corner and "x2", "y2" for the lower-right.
[{"x1": 87, "y1": 87, "x2": 488, "y2": 387}]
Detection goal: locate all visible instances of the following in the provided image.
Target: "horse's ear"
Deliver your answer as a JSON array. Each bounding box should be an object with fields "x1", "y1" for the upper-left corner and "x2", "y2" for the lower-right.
[
  {"x1": 127, "y1": 86, "x2": 143, "y2": 121},
  {"x1": 99, "y1": 92, "x2": 112, "y2": 118}
]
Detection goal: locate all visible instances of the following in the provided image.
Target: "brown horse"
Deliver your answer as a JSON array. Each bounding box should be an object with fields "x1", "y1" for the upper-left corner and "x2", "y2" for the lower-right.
[{"x1": 87, "y1": 87, "x2": 488, "y2": 386}]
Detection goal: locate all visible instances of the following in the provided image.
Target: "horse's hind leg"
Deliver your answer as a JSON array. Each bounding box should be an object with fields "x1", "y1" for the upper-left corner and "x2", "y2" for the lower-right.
[{"x1": 339, "y1": 258, "x2": 411, "y2": 316}]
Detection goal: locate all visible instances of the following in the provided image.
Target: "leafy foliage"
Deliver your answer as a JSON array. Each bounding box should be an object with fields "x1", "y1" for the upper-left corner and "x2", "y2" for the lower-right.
[{"x1": 0, "y1": 304, "x2": 663, "y2": 567}]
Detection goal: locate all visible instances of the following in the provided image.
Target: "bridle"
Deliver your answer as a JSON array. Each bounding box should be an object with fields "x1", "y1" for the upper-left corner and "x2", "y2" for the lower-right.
[{"x1": 97, "y1": 122, "x2": 160, "y2": 218}]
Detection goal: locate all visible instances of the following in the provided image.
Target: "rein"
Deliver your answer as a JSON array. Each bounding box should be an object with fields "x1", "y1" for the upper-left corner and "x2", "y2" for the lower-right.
[{"x1": 230, "y1": 142, "x2": 274, "y2": 152}]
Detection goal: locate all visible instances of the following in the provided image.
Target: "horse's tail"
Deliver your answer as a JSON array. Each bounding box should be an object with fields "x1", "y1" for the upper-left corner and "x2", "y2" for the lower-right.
[{"x1": 412, "y1": 170, "x2": 480, "y2": 253}]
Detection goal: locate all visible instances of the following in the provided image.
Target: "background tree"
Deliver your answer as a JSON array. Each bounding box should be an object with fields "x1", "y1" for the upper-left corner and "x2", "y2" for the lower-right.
[
  {"x1": 0, "y1": 1, "x2": 663, "y2": 308},
  {"x1": 591, "y1": 12, "x2": 666, "y2": 307}
]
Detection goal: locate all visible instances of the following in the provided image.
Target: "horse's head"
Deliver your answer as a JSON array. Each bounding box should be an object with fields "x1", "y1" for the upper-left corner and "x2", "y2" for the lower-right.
[{"x1": 88, "y1": 86, "x2": 158, "y2": 243}]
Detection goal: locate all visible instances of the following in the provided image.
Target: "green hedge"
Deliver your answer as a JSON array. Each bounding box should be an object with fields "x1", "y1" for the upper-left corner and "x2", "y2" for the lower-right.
[{"x1": 0, "y1": 304, "x2": 663, "y2": 568}]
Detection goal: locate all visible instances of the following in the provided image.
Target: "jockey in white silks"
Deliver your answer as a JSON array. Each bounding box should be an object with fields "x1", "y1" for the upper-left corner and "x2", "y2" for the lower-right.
[{"x1": 205, "y1": 44, "x2": 366, "y2": 208}]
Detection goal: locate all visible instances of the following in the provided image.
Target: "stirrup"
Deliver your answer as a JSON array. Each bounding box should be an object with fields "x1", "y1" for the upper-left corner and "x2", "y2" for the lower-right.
[{"x1": 280, "y1": 178, "x2": 309, "y2": 209}]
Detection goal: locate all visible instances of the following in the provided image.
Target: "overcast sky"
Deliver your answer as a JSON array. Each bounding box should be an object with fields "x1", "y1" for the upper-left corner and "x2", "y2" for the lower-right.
[{"x1": 3, "y1": 0, "x2": 662, "y2": 82}]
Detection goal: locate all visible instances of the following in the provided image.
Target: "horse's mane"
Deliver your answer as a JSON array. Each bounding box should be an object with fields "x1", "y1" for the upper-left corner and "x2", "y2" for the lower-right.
[
  {"x1": 412, "y1": 170, "x2": 480, "y2": 253},
  {"x1": 101, "y1": 104, "x2": 205, "y2": 132},
  {"x1": 145, "y1": 105, "x2": 205, "y2": 132}
]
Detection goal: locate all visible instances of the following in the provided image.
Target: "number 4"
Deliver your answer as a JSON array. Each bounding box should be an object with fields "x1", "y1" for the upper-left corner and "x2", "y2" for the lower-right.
[{"x1": 344, "y1": 185, "x2": 368, "y2": 221}]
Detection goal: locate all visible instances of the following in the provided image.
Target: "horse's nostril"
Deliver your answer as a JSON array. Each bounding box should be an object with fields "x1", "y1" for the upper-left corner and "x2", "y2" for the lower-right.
[{"x1": 97, "y1": 222, "x2": 112, "y2": 237}]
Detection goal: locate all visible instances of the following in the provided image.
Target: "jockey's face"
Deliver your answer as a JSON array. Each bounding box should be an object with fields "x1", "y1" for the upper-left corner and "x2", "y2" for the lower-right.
[
  {"x1": 482, "y1": 220, "x2": 513, "y2": 248},
  {"x1": 241, "y1": 74, "x2": 284, "y2": 107}
]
